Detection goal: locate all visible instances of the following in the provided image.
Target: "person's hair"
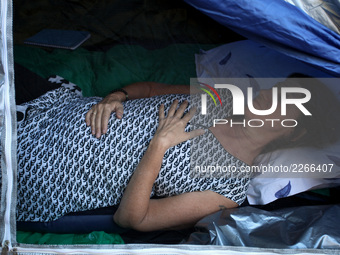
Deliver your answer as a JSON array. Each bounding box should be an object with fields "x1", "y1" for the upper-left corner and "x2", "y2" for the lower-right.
[{"x1": 261, "y1": 73, "x2": 340, "y2": 154}]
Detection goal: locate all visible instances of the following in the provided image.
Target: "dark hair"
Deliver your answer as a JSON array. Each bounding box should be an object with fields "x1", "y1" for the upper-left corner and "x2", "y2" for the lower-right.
[{"x1": 262, "y1": 73, "x2": 340, "y2": 154}]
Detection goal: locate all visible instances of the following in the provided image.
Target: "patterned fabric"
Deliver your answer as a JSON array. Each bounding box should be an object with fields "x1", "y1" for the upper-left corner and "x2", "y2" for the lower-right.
[{"x1": 9, "y1": 77, "x2": 250, "y2": 222}]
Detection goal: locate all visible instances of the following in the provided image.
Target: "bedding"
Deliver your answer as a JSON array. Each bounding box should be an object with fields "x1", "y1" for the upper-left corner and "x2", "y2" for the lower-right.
[
  {"x1": 194, "y1": 40, "x2": 340, "y2": 205},
  {"x1": 17, "y1": 231, "x2": 124, "y2": 245},
  {"x1": 14, "y1": 43, "x2": 216, "y2": 97}
]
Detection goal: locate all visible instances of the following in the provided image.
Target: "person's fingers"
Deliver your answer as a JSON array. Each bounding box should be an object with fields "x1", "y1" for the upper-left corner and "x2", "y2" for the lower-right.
[
  {"x1": 115, "y1": 104, "x2": 124, "y2": 119},
  {"x1": 182, "y1": 106, "x2": 197, "y2": 122},
  {"x1": 174, "y1": 100, "x2": 188, "y2": 118},
  {"x1": 85, "y1": 107, "x2": 95, "y2": 126},
  {"x1": 85, "y1": 111, "x2": 90, "y2": 126},
  {"x1": 167, "y1": 100, "x2": 178, "y2": 117},
  {"x1": 90, "y1": 110, "x2": 97, "y2": 136},
  {"x1": 95, "y1": 108, "x2": 104, "y2": 138},
  {"x1": 158, "y1": 104, "x2": 165, "y2": 120},
  {"x1": 86, "y1": 100, "x2": 125, "y2": 138},
  {"x1": 102, "y1": 102, "x2": 124, "y2": 134},
  {"x1": 101, "y1": 108, "x2": 112, "y2": 135}
]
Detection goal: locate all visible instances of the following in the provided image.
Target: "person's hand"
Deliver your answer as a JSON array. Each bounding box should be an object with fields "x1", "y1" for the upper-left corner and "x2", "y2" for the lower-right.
[
  {"x1": 85, "y1": 93, "x2": 124, "y2": 138},
  {"x1": 152, "y1": 100, "x2": 205, "y2": 151}
]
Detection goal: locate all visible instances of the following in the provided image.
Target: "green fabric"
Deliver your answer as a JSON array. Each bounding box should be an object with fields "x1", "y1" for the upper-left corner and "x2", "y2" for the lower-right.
[
  {"x1": 14, "y1": 44, "x2": 217, "y2": 97},
  {"x1": 17, "y1": 231, "x2": 124, "y2": 245},
  {"x1": 310, "y1": 188, "x2": 330, "y2": 197}
]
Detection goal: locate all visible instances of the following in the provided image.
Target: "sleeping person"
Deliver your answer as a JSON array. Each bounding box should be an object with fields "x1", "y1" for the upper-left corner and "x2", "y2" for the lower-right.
[{"x1": 13, "y1": 73, "x2": 340, "y2": 231}]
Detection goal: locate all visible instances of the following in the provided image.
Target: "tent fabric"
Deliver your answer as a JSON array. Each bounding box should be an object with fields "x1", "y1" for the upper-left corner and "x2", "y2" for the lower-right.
[
  {"x1": 0, "y1": 0, "x2": 17, "y2": 249},
  {"x1": 285, "y1": 0, "x2": 340, "y2": 34},
  {"x1": 1, "y1": 0, "x2": 340, "y2": 253},
  {"x1": 13, "y1": 0, "x2": 241, "y2": 49},
  {"x1": 184, "y1": 0, "x2": 340, "y2": 76}
]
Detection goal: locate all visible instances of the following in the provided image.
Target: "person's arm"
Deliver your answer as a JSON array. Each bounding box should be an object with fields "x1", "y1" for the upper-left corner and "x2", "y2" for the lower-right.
[
  {"x1": 85, "y1": 82, "x2": 196, "y2": 138},
  {"x1": 113, "y1": 101, "x2": 238, "y2": 231},
  {"x1": 121, "y1": 81, "x2": 192, "y2": 100}
]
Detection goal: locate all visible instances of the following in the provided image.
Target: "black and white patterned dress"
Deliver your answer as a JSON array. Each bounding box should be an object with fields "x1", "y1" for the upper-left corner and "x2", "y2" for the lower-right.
[{"x1": 13, "y1": 77, "x2": 250, "y2": 222}]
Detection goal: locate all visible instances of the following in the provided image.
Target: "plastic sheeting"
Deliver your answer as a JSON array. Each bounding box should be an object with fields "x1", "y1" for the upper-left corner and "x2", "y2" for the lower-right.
[
  {"x1": 285, "y1": 0, "x2": 340, "y2": 34},
  {"x1": 186, "y1": 204, "x2": 340, "y2": 249},
  {"x1": 184, "y1": 0, "x2": 340, "y2": 76}
]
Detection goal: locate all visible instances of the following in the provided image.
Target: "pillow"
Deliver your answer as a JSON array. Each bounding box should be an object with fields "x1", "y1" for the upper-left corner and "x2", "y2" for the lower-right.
[
  {"x1": 195, "y1": 40, "x2": 340, "y2": 205},
  {"x1": 247, "y1": 141, "x2": 340, "y2": 205}
]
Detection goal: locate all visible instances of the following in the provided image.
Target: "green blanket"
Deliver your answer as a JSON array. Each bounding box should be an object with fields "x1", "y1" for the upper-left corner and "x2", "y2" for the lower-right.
[
  {"x1": 15, "y1": 44, "x2": 217, "y2": 97},
  {"x1": 17, "y1": 231, "x2": 124, "y2": 245}
]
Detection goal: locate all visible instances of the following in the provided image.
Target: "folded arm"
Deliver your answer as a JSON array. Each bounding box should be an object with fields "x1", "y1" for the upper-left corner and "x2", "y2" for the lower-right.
[
  {"x1": 121, "y1": 81, "x2": 192, "y2": 100},
  {"x1": 85, "y1": 82, "x2": 194, "y2": 138},
  {"x1": 113, "y1": 101, "x2": 238, "y2": 231}
]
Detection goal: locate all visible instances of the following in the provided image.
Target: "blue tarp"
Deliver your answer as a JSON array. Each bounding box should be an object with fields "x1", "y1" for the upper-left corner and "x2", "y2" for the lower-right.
[{"x1": 184, "y1": 0, "x2": 340, "y2": 76}]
